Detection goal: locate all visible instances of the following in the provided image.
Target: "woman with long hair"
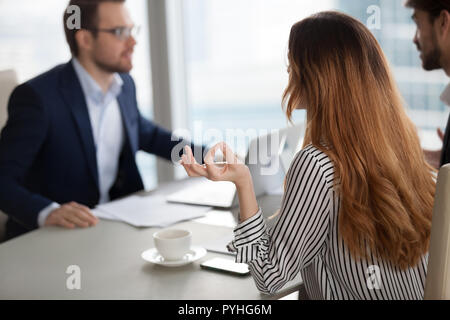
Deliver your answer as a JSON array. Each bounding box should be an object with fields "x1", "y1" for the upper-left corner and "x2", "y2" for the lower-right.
[{"x1": 180, "y1": 11, "x2": 436, "y2": 300}]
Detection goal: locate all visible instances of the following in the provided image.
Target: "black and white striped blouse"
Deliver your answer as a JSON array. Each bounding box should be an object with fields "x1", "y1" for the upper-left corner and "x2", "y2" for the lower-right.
[{"x1": 228, "y1": 145, "x2": 428, "y2": 300}]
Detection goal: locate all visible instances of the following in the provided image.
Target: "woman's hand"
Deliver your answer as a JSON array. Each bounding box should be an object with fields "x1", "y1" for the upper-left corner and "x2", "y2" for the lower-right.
[
  {"x1": 180, "y1": 142, "x2": 251, "y2": 188},
  {"x1": 181, "y1": 142, "x2": 259, "y2": 222}
]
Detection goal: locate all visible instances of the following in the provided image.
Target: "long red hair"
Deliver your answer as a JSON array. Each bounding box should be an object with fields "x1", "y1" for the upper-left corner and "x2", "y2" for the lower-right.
[{"x1": 282, "y1": 11, "x2": 436, "y2": 269}]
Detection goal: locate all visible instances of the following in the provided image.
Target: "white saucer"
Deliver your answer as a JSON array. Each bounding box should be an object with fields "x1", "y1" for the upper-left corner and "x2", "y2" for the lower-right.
[{"x1": 141, "y1": 246, "x2": 207, "y2": 267}]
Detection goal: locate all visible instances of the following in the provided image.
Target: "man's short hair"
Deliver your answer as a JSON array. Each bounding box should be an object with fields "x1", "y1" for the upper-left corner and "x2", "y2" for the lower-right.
[
  {"x1": 405, "y1": 0, "x2": 450, "y2": 21},
  {"x1": 63, "y1": 0, "x2": 125, "y2": 57}
]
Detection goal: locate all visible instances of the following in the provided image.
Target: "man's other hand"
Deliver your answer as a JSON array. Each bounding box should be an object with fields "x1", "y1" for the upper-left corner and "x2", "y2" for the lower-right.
[
  {"x1": 423, "y1": 128, "x2": 445, "y2": 169},
  {"x1": 44, "y1": 202, "x2": 99, "y2": 229}
]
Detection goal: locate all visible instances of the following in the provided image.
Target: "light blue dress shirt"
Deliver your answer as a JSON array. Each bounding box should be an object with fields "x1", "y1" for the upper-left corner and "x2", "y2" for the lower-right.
[{"x1": 37, "y1": 59, "x2": 125, "y2": 227}]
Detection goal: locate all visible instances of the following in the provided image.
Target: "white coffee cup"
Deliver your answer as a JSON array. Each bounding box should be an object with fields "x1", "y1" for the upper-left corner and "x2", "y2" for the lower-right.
[{"x1": 153, "y1": 229, "x2": 192, "y2": 261}]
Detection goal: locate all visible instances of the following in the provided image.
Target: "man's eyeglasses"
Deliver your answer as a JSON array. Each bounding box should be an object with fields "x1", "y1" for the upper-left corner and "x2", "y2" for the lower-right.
[{"x1": 87, "y1": 26, "x2": 141, "y2": 41}]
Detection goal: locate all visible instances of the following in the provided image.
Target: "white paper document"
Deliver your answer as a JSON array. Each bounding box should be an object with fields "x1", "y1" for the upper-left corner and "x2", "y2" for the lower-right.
[
  {"x1": 92, "y1": 195, "x2": 210, "y2": 227},
  {"x1": 193, "y1": 210, "x2": 237, "y2": 228}
]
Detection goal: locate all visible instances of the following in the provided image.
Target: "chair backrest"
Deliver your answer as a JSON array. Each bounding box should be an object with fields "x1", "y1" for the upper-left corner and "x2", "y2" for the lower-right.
[
  {"x1": 0, "y1": 69, "x2": 18, "y2": 130},
  {"x1": 425, "y1": 164, "x2": 450, "y2": 300},
  {"x1": 0, "y1": 69, "x2": 18, "y2": 242}
]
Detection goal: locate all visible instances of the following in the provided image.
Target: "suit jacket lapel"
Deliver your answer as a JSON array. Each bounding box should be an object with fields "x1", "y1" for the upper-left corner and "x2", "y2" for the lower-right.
[
  {"x1": 59, "y1": 61, "x2": 99, "y2": 189},
  {"x1": 117, "y1": 90, "x2": 138, "y2": 154},
  {"x1": 440, "y1": 114, "x2": 450, "y2": 166},
  {"x1": 442, "y1": 129, "x2": 450, "y2": 167}
]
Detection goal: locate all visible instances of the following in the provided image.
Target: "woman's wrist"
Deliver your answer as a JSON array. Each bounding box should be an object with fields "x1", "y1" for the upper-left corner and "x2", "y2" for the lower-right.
[
  {"x1": 234, "y1": 166, "x2": 259, "y2": 222},
  {"x1": 233, "y1": 165, "x2": 252, "y2": 189}
]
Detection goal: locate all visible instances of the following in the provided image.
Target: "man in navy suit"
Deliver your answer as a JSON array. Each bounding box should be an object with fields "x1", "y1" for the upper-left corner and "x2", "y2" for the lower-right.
[
  {"x1": 0, "y1": 0, "x2": 203, "y2": 240},
  {"x1": 406, "y1": 0, "x2": 450, "y2": 169}
]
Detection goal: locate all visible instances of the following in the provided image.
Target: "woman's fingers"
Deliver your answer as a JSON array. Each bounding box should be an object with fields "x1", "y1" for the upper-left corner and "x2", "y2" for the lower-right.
[
  {"x1": 204, "y1": 143, "x2": 219, "y2": 165},
  {"x1": 203, "y1": 144, "x2": 226, "y2": 180},
  {"x1": 181, "y1": 154, "x2": 208, "y2": 177},
  {"x1": 183, "y1": 146, "x2": 196, "y2": 165},
  {"x1": 180, "y1": 155, "x2": 197, "y2": 176},
  {"x1": 180, "y1": 146, "x2": 205, "y2": 177},
  {"x1": 220, "y1": 142, "x2": 240, "y2": 165},
  {"x1": 183, "y1": 142, "x2": 242, "y2": 182},
  {"x1": 205, "y1": 162, "x2": 224, "y2": 181}
]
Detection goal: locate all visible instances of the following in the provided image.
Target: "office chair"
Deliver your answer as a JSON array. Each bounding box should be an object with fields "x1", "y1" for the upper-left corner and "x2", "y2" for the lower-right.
[
  {"x1": 0, "y1": 69, "x2": 18, "y2": 243},
  {"x1": 0, "y1": 69, "x2": 17, "y2": 129},
  {"x1": 424, "y1": 164, "x2": 450, "y2": 300}
]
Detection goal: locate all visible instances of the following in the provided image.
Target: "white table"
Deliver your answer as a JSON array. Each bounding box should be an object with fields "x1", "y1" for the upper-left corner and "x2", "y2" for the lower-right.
[{"x1": 0, "y1": 178, "x2": 302, "y2": 299}]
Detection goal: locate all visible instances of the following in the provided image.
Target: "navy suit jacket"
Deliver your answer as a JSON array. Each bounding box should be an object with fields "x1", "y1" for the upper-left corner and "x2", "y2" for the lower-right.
[
  {"x1": 441, "y1": 114, "x2": 450, "y2": 167},
  {"x1": 0, "y1": 61, "x2": 201, "y2": 240}
]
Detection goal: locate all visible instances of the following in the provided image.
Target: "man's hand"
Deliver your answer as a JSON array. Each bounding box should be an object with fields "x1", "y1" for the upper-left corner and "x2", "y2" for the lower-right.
[
  {"x1": 424, "y1": 149, "x2": 442, "y2": 169},
  {"x1": 44, "y1": 202, "x2": 99, "y2": 229},
  {"x1": 423, "y1": 128, "x2": 445, "y2": 169},
  {"x1": 438, "y1": 128, "x2": 445, "y2": 141}
]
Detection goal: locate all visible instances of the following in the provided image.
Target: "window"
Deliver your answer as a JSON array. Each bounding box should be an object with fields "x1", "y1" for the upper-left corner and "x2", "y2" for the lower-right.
[
  {"x1": 335, "y1": 0, "x2": 448, "y2": 149},
  {"x1": 181, "y1": 0, "x2": 448, "y2": 153},
  {"x1": 182, "y1": 0, "x2": 334, "y2": 155}
]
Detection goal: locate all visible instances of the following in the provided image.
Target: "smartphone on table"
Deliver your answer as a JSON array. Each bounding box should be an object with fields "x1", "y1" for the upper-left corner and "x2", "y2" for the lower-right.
[{"x1": 200, "y1": 257, "x2": 250, "y2": 276}]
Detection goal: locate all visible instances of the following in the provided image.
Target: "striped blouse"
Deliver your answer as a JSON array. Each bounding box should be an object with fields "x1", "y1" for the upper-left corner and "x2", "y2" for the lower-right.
[{"x1": 228, "y1": 145, "x2": 428, "y2": 300}]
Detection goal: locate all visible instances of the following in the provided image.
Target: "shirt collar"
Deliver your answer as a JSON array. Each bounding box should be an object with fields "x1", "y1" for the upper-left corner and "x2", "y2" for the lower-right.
[
  {"x1": 72, "y1": 58, "x2": 123, "y2": 105},
  {"x1": 440, "y1": 83, "x2": 450, "y2": 107}
]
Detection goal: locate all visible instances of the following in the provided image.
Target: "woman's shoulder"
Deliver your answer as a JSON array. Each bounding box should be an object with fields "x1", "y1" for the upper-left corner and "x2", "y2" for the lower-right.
[
  {"x1": 294, "y1": 144, "x2": 333, "y2": 167},
  {"x1": 291, "y1": 144, "x2": 335, "y2": 186}
]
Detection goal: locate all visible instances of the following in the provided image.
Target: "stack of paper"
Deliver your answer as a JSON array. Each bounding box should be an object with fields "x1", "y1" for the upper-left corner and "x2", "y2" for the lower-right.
[{"x1": 92, "y1": 195, "x2": 210, "y2": 227}]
